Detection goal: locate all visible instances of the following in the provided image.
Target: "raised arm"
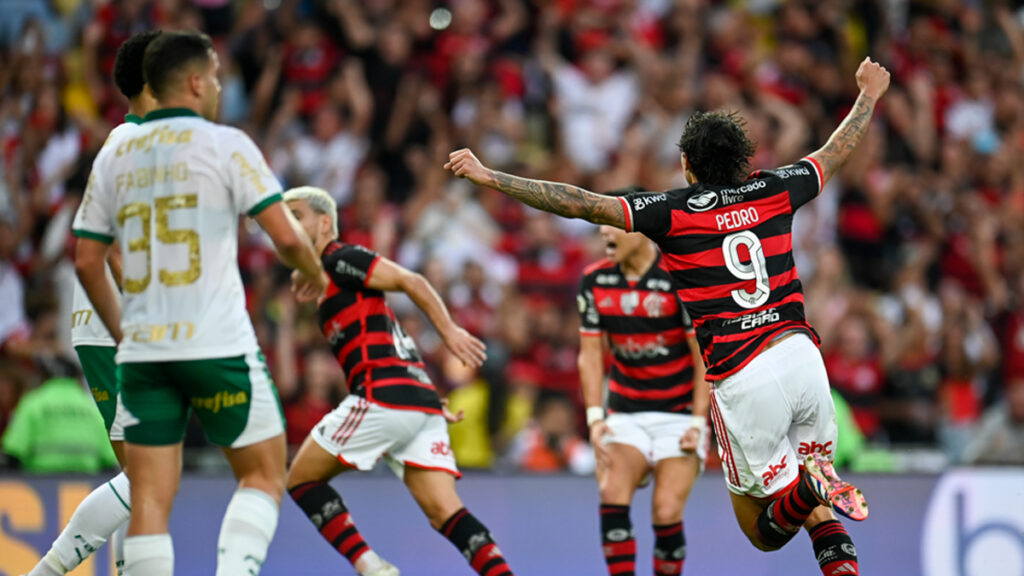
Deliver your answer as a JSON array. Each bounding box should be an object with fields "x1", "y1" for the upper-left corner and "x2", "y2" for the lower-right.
[
  {"x1": 444, "y1": 148, "x2": 627, "y2": 228},
  {"x1": 365, "y1": 256, "x2": 487, "y2": 368},
  {"x1": 807, "y1": 57, "x2": 891, "y2": 188}
]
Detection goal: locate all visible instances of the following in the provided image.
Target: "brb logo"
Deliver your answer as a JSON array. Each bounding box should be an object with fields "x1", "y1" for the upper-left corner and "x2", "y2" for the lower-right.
[
  {"x1": 922, "y1": 469, "x2": 1024, "y2": 576},
  {"x1": 798, "y1": 441, "x2": 833, "y2": 456}
]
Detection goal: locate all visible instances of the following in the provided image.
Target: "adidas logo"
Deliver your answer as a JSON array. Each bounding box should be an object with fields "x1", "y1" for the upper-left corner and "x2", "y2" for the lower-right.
[{"x1": 830, "y1": 561, "x2": 857, "y2": 574}]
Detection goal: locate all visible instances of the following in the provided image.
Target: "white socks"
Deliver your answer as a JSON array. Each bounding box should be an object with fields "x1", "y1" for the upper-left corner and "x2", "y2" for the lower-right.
[
  {"x1": 29, "y1": 472, "x2": 131, "y2": 576},
  {"x1": 215, "y1": 488, "x2": 280, "y2": 576},
  {"x1": 124, "y1": 534, "x2": 174, "y2": 576},
  {"x1": 112, "y1": 521, "x2": 128, "y2": 575}
]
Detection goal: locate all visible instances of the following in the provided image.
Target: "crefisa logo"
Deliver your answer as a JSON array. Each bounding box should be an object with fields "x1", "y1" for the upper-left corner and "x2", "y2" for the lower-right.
[{"x1": 922, "y1": 469, "x2": 1024, "y2": 576}]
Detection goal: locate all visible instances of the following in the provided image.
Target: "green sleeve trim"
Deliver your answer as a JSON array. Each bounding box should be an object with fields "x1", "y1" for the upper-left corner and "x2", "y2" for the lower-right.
[
  {"x1": 108, "y1": 480, "x2": 131, "y2": 510},
  {"x1": 247, "y1": 192, "x2": 283, "y2": 217},
  {"x1": 73, "y1": 229, "x2": 115, "y2": 244}
]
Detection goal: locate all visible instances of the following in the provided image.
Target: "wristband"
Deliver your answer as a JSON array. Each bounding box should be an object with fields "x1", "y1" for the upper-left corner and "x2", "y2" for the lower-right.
[{"x1": 586, "y1": 406, "x2": 606, "y2": 427}]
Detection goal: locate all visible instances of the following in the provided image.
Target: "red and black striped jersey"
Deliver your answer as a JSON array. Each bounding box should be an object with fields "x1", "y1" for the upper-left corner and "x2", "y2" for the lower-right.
[
  {"x1": 317, "y1": 241, "x2": 442, "y2": 414},
  {"x1": 578, "y1": 254, "x2": 697, "y2": 413},
  {"x1": 617, "y1": 158, "x2": 825, "y2": 381}
]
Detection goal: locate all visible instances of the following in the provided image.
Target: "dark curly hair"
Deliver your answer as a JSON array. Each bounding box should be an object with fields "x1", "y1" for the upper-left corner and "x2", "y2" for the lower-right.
[
  {"x1": 676, "y1": 111, "x2": 756, "y2": 186},
  {"x1": 113, "y1": 30, "x2": 162, "y2": 99}
]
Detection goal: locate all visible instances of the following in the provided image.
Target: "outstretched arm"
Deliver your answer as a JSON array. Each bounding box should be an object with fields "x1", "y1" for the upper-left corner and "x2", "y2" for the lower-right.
[
  {"x1": 808, "y1": 57, "x2": 891, "y2": 188},
  {"x1": 366, "y1": 256, "x2": 487, "y2": 368},
  {"x1": 445, "y1": 148, "x2": 628, "y2": 228}
]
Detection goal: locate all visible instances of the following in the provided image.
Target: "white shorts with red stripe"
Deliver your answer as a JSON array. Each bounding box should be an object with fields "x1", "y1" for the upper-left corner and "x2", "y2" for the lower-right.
[
  {"x1": 709, "y1": 333, "x2": 837, "y2": 499},
  {"x1": 311, "y1": 395, "x2": 461, "y2": 479},
  {"x1": 604, "y1": 411, "x2": 709, "y2": 468}
]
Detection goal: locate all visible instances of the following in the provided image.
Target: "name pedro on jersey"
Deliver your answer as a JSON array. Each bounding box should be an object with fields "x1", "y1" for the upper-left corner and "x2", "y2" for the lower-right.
[{"x1": 716, "y1": 207, "x2": 760, "y2": 231}]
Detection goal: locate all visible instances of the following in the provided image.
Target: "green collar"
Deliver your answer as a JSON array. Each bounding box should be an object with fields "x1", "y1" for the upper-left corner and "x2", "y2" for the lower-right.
[
  {"x1": 124, "y1": 113, "x2": 144, "y2": 125},
  {"x1": 142, "y1": 108, "x2": 201, "y2": 123}
]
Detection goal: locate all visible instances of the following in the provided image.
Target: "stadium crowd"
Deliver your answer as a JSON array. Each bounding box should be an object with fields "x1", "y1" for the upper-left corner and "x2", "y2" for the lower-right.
[{"x1": 1, "y1": 0, "x2": 1024, "y2": 473}]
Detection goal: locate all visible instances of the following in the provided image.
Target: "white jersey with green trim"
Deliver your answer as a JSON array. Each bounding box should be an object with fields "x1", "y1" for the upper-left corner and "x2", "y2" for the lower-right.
[
  {"x1": 71, "y1": 120, "x2": 141, "y2": 348},
  {"x1": 71, "y1": 109, "x2": 283, "y2": 362}
]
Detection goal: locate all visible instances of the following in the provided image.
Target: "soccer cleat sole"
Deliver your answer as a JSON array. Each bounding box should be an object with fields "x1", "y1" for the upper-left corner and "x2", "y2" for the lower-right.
[{"x1": 803, "y1": 453, "x2": 869, "y2": 522}]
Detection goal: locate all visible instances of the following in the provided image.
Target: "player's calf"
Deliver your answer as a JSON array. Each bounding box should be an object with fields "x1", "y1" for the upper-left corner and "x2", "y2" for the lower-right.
[
  {"x1": 808, "y1": 519, "x2": 859, "y2": 575},
  {"x1": 653, "y1": 522, "x2": 685, "y2": 575},
  {"x1": 752, "y1": 470, "x2": 822, "y2": 551},
  {"x1": 600, "y1": 504, "x2": 636, "y2": 576},
  {"x1": 289, "y1": 482, "x2": 378, "y2": 571},
  {"x1": 439, "y1": 508, "x2": 514, "y2": 576}
]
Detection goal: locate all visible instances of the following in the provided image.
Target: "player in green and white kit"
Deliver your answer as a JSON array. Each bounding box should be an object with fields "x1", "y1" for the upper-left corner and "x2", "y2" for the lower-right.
[
  {"x1": 73, "y1": 31, "x2": 326, "y2": 576},
  {"x1": 24, "y1": 30, "x2": 160, "y2": 576}
]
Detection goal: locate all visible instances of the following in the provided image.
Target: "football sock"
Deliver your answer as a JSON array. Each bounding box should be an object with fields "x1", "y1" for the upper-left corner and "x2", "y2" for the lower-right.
[
  {"x1": 29, "y1": 472, "x2": 131, "y2": 576},
  {"x1": 215, "y1": 488, "x2": 279, "y2": 576},
  {"x1": 600, "y1": 504, "x2": 636, "y2": 576},
  {"x1": 124, "y1": 534, "x2": 173, "y2": 576},
  {"x1": 289, "y1": 481, "x2": 371, "y2": 566},
  {"x1": 439, "y1": 508, "x2": 514, "y2": 576},
  {"x1": 112, "y1": 522, "x2": 128, "y2": 575},
  {"x1": 755, "y1": 473, "x2": 818, "y2": 549},
  {"x1": 653, "y1": 522, "x2": 685, "y2": 575},
  {"x1": 810, "y1": 520, "x2": 859, "y2": 575}
]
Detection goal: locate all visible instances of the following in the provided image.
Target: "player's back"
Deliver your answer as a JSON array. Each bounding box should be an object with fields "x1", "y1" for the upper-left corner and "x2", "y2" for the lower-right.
[
  {"x1": 76, "y1": 110, "x2": 282, "y2": 362},
  {"x1": 621, "y1": 158, "x2": 825, "y2": 381}
]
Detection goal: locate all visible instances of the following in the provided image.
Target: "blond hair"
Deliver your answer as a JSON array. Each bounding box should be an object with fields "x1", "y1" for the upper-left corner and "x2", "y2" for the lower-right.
[{"x1": 283, "y1": 186, "x2": 338, "y2": 238}]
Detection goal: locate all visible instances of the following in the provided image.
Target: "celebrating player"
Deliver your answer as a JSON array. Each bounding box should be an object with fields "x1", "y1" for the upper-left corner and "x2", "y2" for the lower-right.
[
  {"x1": 24, "y1": 30, "x2": 160, "y2": 576},
  {"x1": 282, "y1": 186, "x2": 514, "y2": 576},
  {"x1": 578, "y1": 192, "x2": 708, "y2": 576},
  {"x1": 446, "y1": 57, "x2": 891, "y2": 576},
  {"x1": 73, "y1": 31, "x2": 326, "y2": 576}
]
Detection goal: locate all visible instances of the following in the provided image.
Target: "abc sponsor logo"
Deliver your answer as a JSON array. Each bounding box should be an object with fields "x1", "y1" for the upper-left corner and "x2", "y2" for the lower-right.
[{"x1": 922, "y1": 469, "x2": 1024, "y2": 576}]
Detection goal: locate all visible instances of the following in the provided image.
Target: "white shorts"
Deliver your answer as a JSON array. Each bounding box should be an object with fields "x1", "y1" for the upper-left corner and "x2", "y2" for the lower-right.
[
  {"x1": 311, "y1": 395, "x2": 460, "y2": 479},
  {"x1": 709, "y1": 333, "x2": 837, "y2": 499},
  {"x1": 604, "y1": 411, "x2": 708, "y2": 466}
]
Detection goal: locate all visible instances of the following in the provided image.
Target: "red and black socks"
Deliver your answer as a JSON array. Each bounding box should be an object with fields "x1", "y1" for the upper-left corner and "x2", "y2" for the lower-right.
[
  {"x1": 288, "y1": 481, "x2": 370, "y2": 566},
  {"x1": 439, "y1": 508, "x2": 514, "y2": 576},
  {"x1": 755, "y1": 473, "x2": 820, "y2": 549},
  {"x1": 600, "y1": 504, "x2": 636, "y2": 576},
  {"x1": 653, "y1": 522, "x2": 685, "y2": 575},
  {"x1": 809, "y1": 520, "x2": 859, "y2": 575}
]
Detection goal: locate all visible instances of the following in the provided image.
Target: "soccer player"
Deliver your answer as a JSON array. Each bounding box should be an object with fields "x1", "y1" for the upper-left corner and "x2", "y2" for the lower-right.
[
  {"x1": 282, "y1": 186, "x2": 515, "y2": 576},
  {"x1": 446, "y1": 58, "x2": 891, "y2": 576},
  {"x1": 24, "y1": 30, "x2": 160, "y2": 576},
  {"x1": 577, "y1": 193, "x2": 709, "y2": 576},
  {"x1": 73, "y1": 31, "x2": 327, "y2": 576}
]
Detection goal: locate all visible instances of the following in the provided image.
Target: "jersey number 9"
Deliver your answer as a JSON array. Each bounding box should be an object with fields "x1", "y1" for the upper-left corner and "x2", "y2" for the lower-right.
[
  {"x1": 722, "y1": 230, "x2": 770, "y2": 309},
  {"x1": 117, "y1": 194, "x2": 201, "y2": 294}
]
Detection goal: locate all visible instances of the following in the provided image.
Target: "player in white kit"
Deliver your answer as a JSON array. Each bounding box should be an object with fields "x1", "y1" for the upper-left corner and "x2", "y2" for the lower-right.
[
  {"x1": 73, "y1": 31, "x2": 326, "y2": 576},
  {"x1": 23, "y1": 30, "x2": 159, "y2": 576}
]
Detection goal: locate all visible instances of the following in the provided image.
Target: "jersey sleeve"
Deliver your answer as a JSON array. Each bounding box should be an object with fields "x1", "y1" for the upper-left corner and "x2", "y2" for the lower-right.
[
  {"x1": 577, "y1": 274, "x2": 602, "y2": 335},
  {"x1": 223, "y1": 129, "x2": 284, "y2": 217},
  {"x1": 775, "y1": 157, "x2": 824, "y2": 211},
  {"x1": 620, "y1": 191, "x2": 671, "y2": 236},
  {"x1": 679, "y1": 300, "x2": 696, "y2": 338},
  {"x1": 324, "y1": 244, "x2": 381, "y2": 290},
  {"x1": 72, "y1": 167, "x2": 116, "y2": 244}
]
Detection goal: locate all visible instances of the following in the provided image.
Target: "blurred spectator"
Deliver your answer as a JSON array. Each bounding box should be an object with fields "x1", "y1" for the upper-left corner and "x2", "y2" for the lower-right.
[
  {"x1": 1, "y1": 357, "x2": 116, "y2": 473},
  {"x1": 506, "y1": 391, "x2": 594, "y2": 475},
  {"x1": 962, "y1": 377, "x2": 1024, "y2": 466}
]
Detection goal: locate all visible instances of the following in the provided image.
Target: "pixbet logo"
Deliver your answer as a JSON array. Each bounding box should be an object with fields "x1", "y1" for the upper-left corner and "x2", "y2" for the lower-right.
[{"x1": 798, "y1": 441, "x2": 833, "y2": 456}]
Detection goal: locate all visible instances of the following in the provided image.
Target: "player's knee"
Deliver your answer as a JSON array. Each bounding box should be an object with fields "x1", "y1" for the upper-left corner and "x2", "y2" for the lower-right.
[
  {"x1": 651, "y1": 495, "x2": 683, "y2": 525},
  {"x1": 598, "y1": 479, "x2": 632, "y2": 505}
]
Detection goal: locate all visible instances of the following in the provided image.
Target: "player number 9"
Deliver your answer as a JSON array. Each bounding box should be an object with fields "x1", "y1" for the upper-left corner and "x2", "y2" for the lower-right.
[{"x1": 722, "y1": 230, "x2": 770, "y2": 309}]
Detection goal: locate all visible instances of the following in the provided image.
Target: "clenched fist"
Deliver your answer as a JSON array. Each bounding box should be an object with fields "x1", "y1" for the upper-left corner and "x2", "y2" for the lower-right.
[
  {"x1": 856, "y1": 57, "x2": 891, "y2": 100},
  {"x1": 444, "y1": 148, "x2": 492, "y2": 187}
]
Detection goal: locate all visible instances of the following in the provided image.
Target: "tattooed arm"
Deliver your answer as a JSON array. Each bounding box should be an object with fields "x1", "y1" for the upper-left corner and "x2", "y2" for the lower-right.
[
  {"x1": 445, "y1": 149, "x2": 628, "y2": 228},
  {"x1": 808, "y1": 57, "x2": 891, "y2": 187}
]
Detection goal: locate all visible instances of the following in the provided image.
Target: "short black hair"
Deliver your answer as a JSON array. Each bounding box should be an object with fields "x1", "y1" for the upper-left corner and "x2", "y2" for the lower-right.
[
  {"x1": 143, "y1": 30, "x2": 214, "y2": 101},
  {"x1": 113, "y1": 30, "x2": 162, "y2": 99},
  {"x1": 677, "y1": 111, "x2": 756, "y2": 186}
]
